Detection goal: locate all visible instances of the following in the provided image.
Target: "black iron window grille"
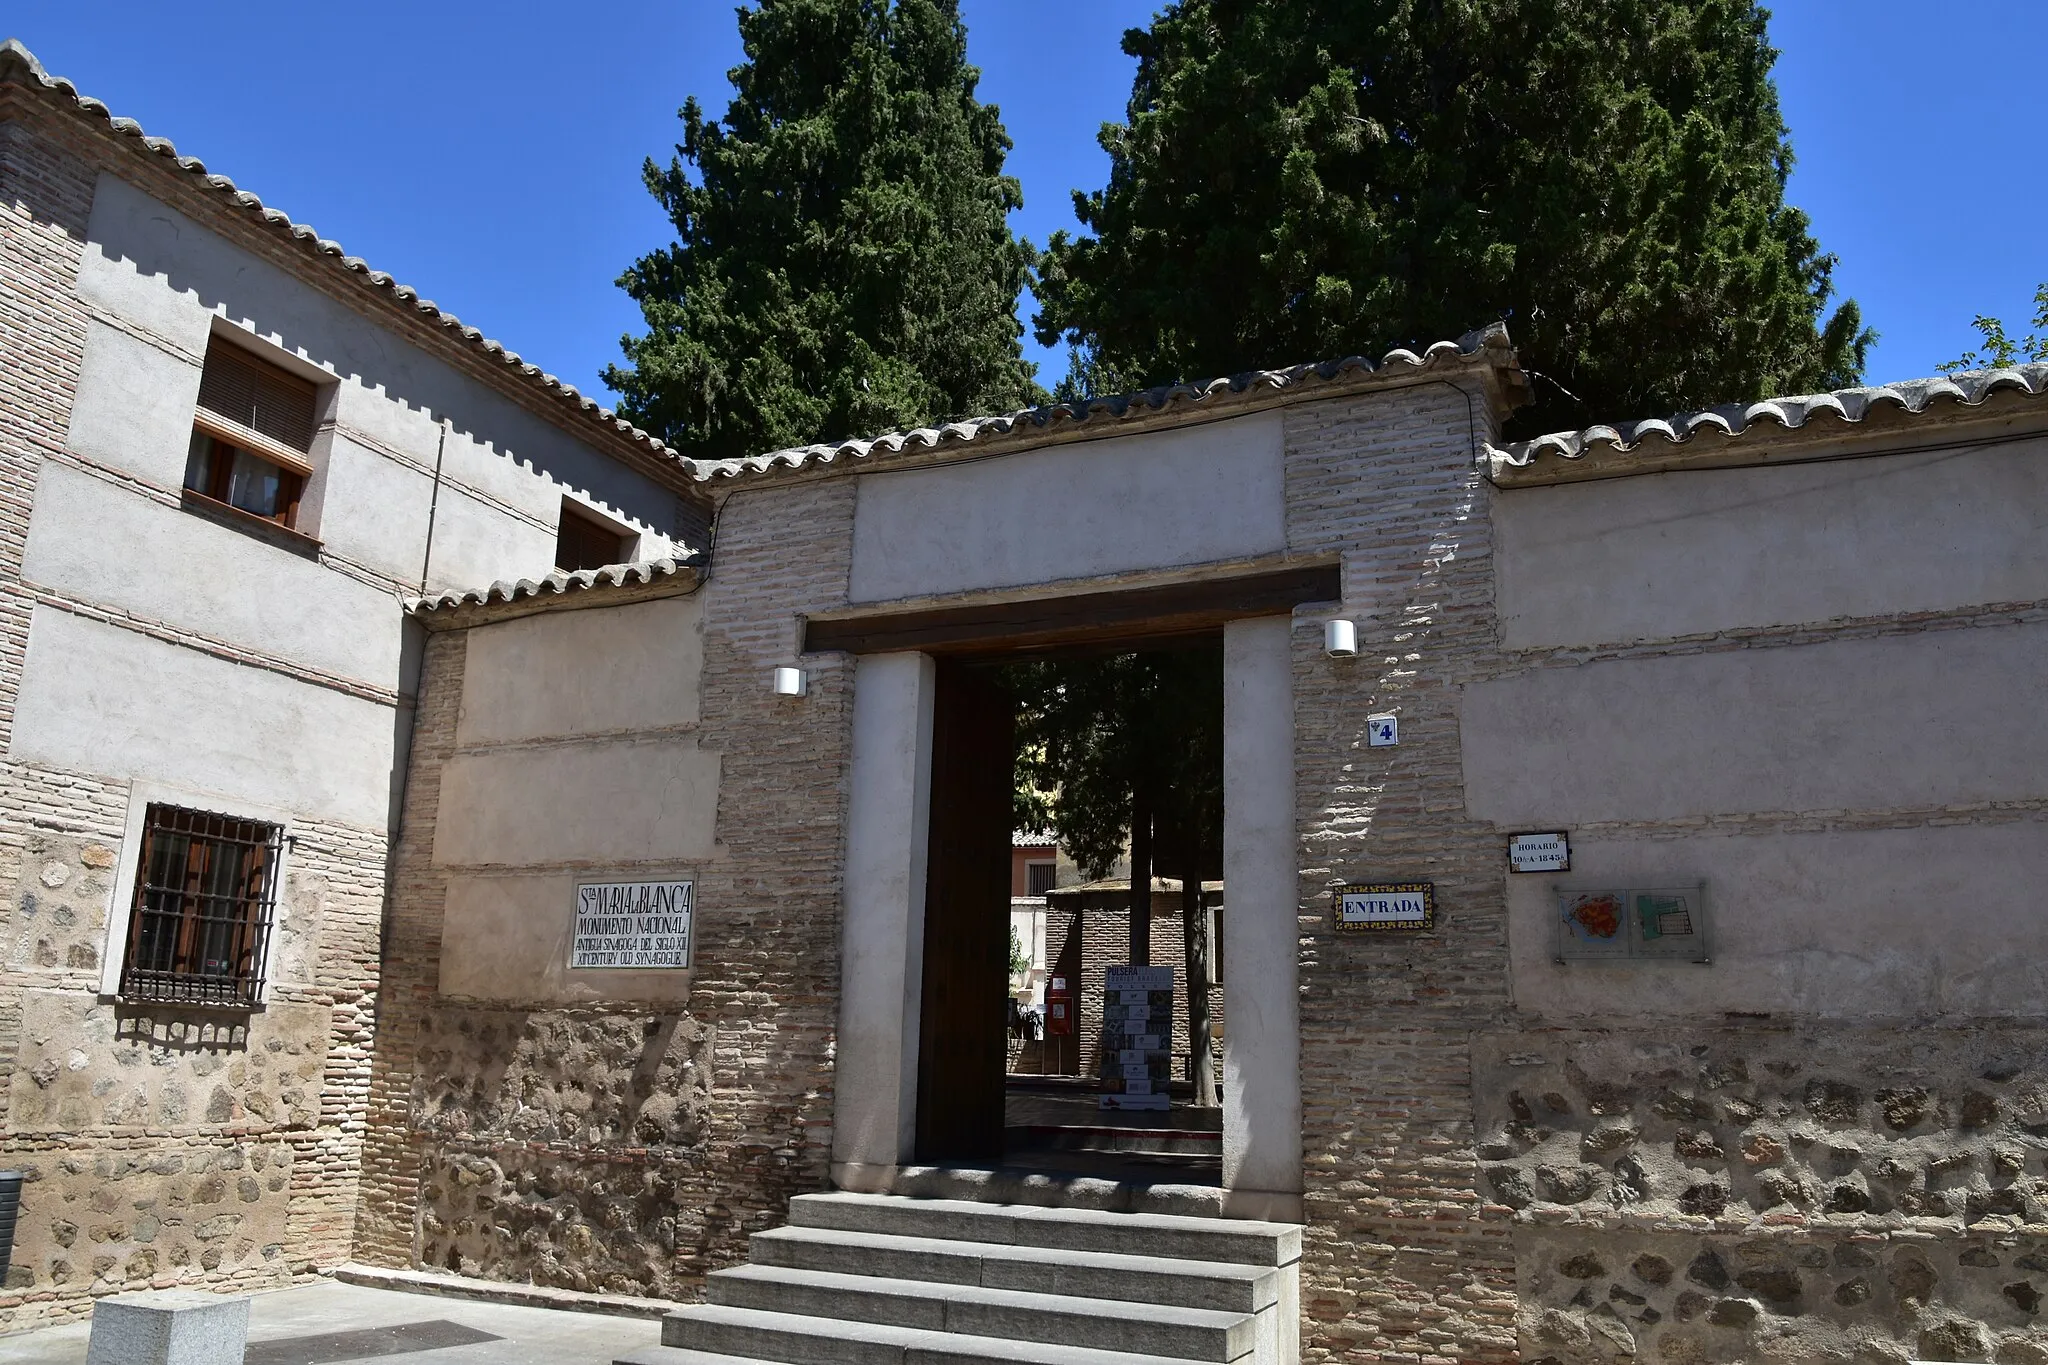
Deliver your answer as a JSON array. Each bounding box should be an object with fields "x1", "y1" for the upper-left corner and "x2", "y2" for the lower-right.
[{"x1": 119, "y1": 804, "x2": 282, "y2": 1008}]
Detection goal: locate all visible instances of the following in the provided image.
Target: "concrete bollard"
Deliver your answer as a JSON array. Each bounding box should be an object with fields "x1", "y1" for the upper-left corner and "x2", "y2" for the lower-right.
[{"x1": 86, "y1": 1289, "x2": 250, "y2": 1365}]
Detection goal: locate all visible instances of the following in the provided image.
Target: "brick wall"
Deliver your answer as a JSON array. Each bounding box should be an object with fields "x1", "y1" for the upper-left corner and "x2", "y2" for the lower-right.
[
  {"x1": 1284, "y1": 383, "x2": 1522, "y2": 1363},
  {"x1": 354, "y1": 478, "x2": 859, "y2": 1299},
  {"x1": 1044, "y1": 889, "x2": 1223, "y2": 1085},
  {"x1": 1281, "y1": 380, "x2": 2048, "y2": 1363},
  {"x1": 0, "y1": 97, "x2": 91, "y2": 753},
  {"x1": 0, "y1": 103, "x2": 395, "y2": 1332}
]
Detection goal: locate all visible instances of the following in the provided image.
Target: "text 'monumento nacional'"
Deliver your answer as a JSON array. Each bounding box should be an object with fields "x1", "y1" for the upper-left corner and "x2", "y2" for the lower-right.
[{"x1": 569, "y1": 880, "x2": 694, "y2": 969}]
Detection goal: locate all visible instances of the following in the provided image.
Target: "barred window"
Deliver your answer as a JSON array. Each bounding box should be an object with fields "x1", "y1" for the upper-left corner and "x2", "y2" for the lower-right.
[
  {"x1": 1025, "y1": 861, "x2": 1057, "y2": 897},
  {"x1": 119, "y1": 805, "x2": 283, "y2": 1008}
]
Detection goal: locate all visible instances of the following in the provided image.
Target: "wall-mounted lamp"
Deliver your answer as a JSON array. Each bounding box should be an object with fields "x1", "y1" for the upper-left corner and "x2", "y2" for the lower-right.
[
  {"x1": 772, "y1": 666, "x2": 807, "y2": 697},
  {"x1": 1324, "y1": 619, "x2": 1358, "y2": 657}
]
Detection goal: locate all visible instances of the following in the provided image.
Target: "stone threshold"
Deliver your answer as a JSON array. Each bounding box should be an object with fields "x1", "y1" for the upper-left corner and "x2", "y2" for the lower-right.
[{"x1": 328, "y1": 1263, "x2": 675, "y2": 1320}]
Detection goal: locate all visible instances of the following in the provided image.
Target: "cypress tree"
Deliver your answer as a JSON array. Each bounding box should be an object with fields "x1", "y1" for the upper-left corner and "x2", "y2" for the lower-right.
[
  {"x1": 1033, "y1": 0, "x2": 1873, "y2": 434},
  {"x1": 608, "y1": 0, "x2": 1040, "y2": 459}
]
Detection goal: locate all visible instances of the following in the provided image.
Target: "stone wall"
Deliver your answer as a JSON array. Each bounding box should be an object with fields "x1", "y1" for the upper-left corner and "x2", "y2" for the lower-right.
[
  {"x1": 1473, "y1": 1027, "x2": 2048, "y2": 1363},
  {"x1": 1275, "y1": 375, "x2": 2048, "y2": 1363},
  {"x1": 356, "y1": 478, "x2": 857, "y2": 1299},
  {"x1": 0, "y1": 93, "x2": 486, "y2": 1332},
  {"x1": 1461, "y1": 423, "x2": 2048, "y2": 1360},
  {"x1": 0, "y1": 785, "x2": 387, "y2": 1332}
]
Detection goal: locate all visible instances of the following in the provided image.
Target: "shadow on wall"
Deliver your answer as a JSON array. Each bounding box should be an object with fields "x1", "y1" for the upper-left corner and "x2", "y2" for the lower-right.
[
  {"x1": 82, "y1": 172, "x2": 683, "y2": 537},
  {"x1": 405, "y1": 1005, "x2": 724, "y2": 1295},
  {"x1": 112, "y1": 1007, "x2": 249, "y2": 1053},
  {"x1": 410, "y1": 1006, "x2": 714, "y2": 1149}
]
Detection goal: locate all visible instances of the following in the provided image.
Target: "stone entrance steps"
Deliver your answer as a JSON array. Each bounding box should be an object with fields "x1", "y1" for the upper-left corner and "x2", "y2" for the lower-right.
[
  {"x1": 1006, "y1": 1124, "x2": 1222, "y2": 1157},
  {"x1": 616, "y1": 1191, "x2": 1301, "y2": 1365}
]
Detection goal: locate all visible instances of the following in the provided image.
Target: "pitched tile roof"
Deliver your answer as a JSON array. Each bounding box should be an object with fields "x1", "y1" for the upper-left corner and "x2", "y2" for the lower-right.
[
  {"x1": 1490, "y1": 364, "x2": 2048, "y2": 480},
  {"x1": 0, "y1": 38, "x2": 709, "y2": 485},
  {"x1": 409, "y1": 556, "x2": 698, "y2": 622},
  {"x1": 695, "y1": 323, "x2": 1527, "y2": 481},
  {"x1": 4, "y1": 37, "x2": 1535, "y2": 494}
]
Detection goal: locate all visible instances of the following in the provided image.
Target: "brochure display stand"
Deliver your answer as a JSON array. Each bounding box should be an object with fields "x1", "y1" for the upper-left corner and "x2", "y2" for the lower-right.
[{"x1": 1097, "y1": 964, "x2": 1173, "y2": 1111}]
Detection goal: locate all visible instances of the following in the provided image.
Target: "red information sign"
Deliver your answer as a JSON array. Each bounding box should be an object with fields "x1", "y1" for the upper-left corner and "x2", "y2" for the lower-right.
[{"x1": 1045, "y1": 975, "x2": 1073, "y2": 1037}]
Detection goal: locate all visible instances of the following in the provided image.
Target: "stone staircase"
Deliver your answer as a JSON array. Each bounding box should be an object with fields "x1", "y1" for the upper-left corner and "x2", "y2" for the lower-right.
[{"x1": 616, "y1": 1191, "x2": 1301, "y2": 1365}]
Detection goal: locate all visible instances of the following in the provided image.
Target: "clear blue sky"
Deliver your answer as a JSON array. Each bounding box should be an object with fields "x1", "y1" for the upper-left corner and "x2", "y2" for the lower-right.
[{"x1": 8, "y1": 2, "x2": 2043, "y2": 421}]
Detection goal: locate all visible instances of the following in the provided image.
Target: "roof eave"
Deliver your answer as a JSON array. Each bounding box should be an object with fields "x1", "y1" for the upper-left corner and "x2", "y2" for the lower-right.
[
  {"x1": 1488, "y1": 364, "x2": 2048, "y2": 487},
  {"x1": 698, "y1": 322, "x2": 1530, "y2": 492},
  {"x1": 408, "y1": 556, "x2": 703, "y2": 631},
  {"x1": 0, "y1": 38, "x2": 713, "y2": 502}
]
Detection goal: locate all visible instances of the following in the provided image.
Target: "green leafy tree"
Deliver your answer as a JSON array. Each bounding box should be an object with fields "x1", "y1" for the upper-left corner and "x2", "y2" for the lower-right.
[
  {"x1": 1034, "y1": 0, "x2": 1873, "y2": 432},
  {"x1": 608, "y1": 0, "x2": 1041, "y2": 460},
  {"x1": 1008, "y1": 649, "x2": 1223, "y2": 1104},
  {"x1": 1938, "y1": 283, "x2": 2048, "y2": 373}
]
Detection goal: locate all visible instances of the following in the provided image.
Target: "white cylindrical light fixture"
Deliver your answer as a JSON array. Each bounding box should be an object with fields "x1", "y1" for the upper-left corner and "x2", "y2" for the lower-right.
[
  {"x1": 1325, "y1": 618, "x2": 1358, "y2": 657},
  {"x1": 772, "y1": 665, "x2": 806, "y2": 697}
]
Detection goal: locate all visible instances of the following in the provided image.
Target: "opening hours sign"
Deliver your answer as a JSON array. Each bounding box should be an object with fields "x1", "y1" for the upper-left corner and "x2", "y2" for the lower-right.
[{"x1": 569, "y1": 880, "x2": 694, "y2": 969}]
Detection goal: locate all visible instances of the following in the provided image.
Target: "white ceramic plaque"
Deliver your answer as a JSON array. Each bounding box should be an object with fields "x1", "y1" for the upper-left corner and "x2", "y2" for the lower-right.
[
  {"x1": 569, "y1": 880, "x2": 694, "y2": 969},
  {"x1": 1335, "y1": 882, "x2": 1436, "y2": 932},
  {"x1": 1508, "y1": 831, "x2": 1570, "y2": 873}
]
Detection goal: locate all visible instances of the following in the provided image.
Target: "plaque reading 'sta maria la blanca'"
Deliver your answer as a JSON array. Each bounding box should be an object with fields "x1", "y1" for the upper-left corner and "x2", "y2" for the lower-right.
[{"x1": 570, "y1": 880, "x2": 694, "y2": 969}]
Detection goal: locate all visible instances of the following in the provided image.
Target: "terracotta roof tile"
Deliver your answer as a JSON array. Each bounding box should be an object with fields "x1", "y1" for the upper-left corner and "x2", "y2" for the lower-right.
[
  {"x1": 0, "y1": 38, "x2": 708, "y2": 484},
  {"x1": 1490, "y1": 364, "x2": 2048, "y2": 478},
  {"x1": 408, "y1": 556, "x2": 698, "y2": 618},
  {"x1": 2, "y1": 38, "x2": 1527, "y2": 489},
  {"x1": 697, "y1": 324, "x2": 1525, "y2": 481}
]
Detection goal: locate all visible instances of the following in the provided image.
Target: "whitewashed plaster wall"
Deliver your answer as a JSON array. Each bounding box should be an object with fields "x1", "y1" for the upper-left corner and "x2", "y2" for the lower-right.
[
  {"x1": 74, "y1": 171, "x2": 684, "y2": 576},
  {"x1": 12, "y1": 168, "x2": 692, "y2": 860},
  {"x1": 1470, "y1": 441, "x2": 2048, "y2": 1021},
  {"x1": 431, "y1": 594, "x2": 710, "y2": 1006},
  {"x1": 847, "y1": 412, "x2": 1286, "y2": 602},
  {"x1": 1493, "y1": 441, "x2": 2048, "y2": 648}
]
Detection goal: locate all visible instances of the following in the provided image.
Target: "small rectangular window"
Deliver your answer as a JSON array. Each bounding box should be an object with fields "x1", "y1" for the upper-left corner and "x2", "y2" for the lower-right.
[
  {"x1": 119, "y1": 804, "x2": 283, "y2": 1008},
  {"x1": 185, "y1": 338, "x2": 317, "y2": 531},
  {"x1": 556, "y1": 501, "x2": 632, "y2": 572},
  {"x1": 1026, "y1": 861, "x2": 1057, "y2": 897}
]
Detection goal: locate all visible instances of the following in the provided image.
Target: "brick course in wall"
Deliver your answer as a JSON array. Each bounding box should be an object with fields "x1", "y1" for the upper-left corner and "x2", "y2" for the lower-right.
[
  {"x1": 11, "y1": 65, "x2": 2047, "y2": 1358},
  {"x1": 355, "y1": 479, "x2": 858, "y2": 1299},
  {"x1": 355, "y1": 382, "x2": 2048, "y2": 1362},
  {"x1": 1278, "y1": 384, "x2": 2048, "y2": 1361},
  {"x1": 0, "y1": 102, "x2": 428, "y2": 1333},
  {"x1": 1284, "y1": 384, "x2": 1522, "y2": 1364}
]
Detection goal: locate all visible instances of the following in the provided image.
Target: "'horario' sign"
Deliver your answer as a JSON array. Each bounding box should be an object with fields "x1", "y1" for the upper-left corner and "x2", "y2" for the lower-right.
[{"x1": 569, "y1": 881, "x2": 694, "y2": 969}]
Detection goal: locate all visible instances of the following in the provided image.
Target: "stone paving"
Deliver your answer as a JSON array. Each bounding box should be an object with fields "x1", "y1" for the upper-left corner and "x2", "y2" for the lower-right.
[{"x1": 0, "y1": 1279, "x2": 660, "y2": 1365}]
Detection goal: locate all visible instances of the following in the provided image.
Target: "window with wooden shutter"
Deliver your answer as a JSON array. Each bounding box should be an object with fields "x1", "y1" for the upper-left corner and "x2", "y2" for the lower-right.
[
  {"x1": 556, "y1": 500, "x2": 633, "y2": 572},
  {"x1": 119, "y1": 804, "x2": 283, "y2": 1008},
  {"x1": 185, "y1": 338, "x2": 319, "y2": 532}
]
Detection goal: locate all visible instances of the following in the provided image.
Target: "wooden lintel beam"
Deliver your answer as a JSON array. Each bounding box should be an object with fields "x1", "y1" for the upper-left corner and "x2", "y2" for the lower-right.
[{"x1": 803, "y1": 562, "x2": 1340, "y2": 658}]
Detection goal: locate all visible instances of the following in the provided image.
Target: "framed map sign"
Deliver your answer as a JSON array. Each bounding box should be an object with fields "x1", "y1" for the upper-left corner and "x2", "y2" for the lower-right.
[
  {"x1": 570, "y1": 880, "x2": 694, "y2": 969},
  {"x1": 1556, "y1": 886, "x2": 1707, "y2": 964},
  {"x1": 1335, "y1": 882, "x2": 1436, "y2": 933}
]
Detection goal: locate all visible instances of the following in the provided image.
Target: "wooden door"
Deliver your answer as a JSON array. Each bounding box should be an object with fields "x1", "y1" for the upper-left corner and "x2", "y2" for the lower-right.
[{"x1": 915, "y1": 661, "x2": 1015, "y2": 1163}]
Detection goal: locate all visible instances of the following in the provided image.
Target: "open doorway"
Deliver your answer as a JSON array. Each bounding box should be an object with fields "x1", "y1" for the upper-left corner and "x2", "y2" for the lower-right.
[{"x1": 912, "y1": 642, "x2": 1224, "y2": 1186}]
